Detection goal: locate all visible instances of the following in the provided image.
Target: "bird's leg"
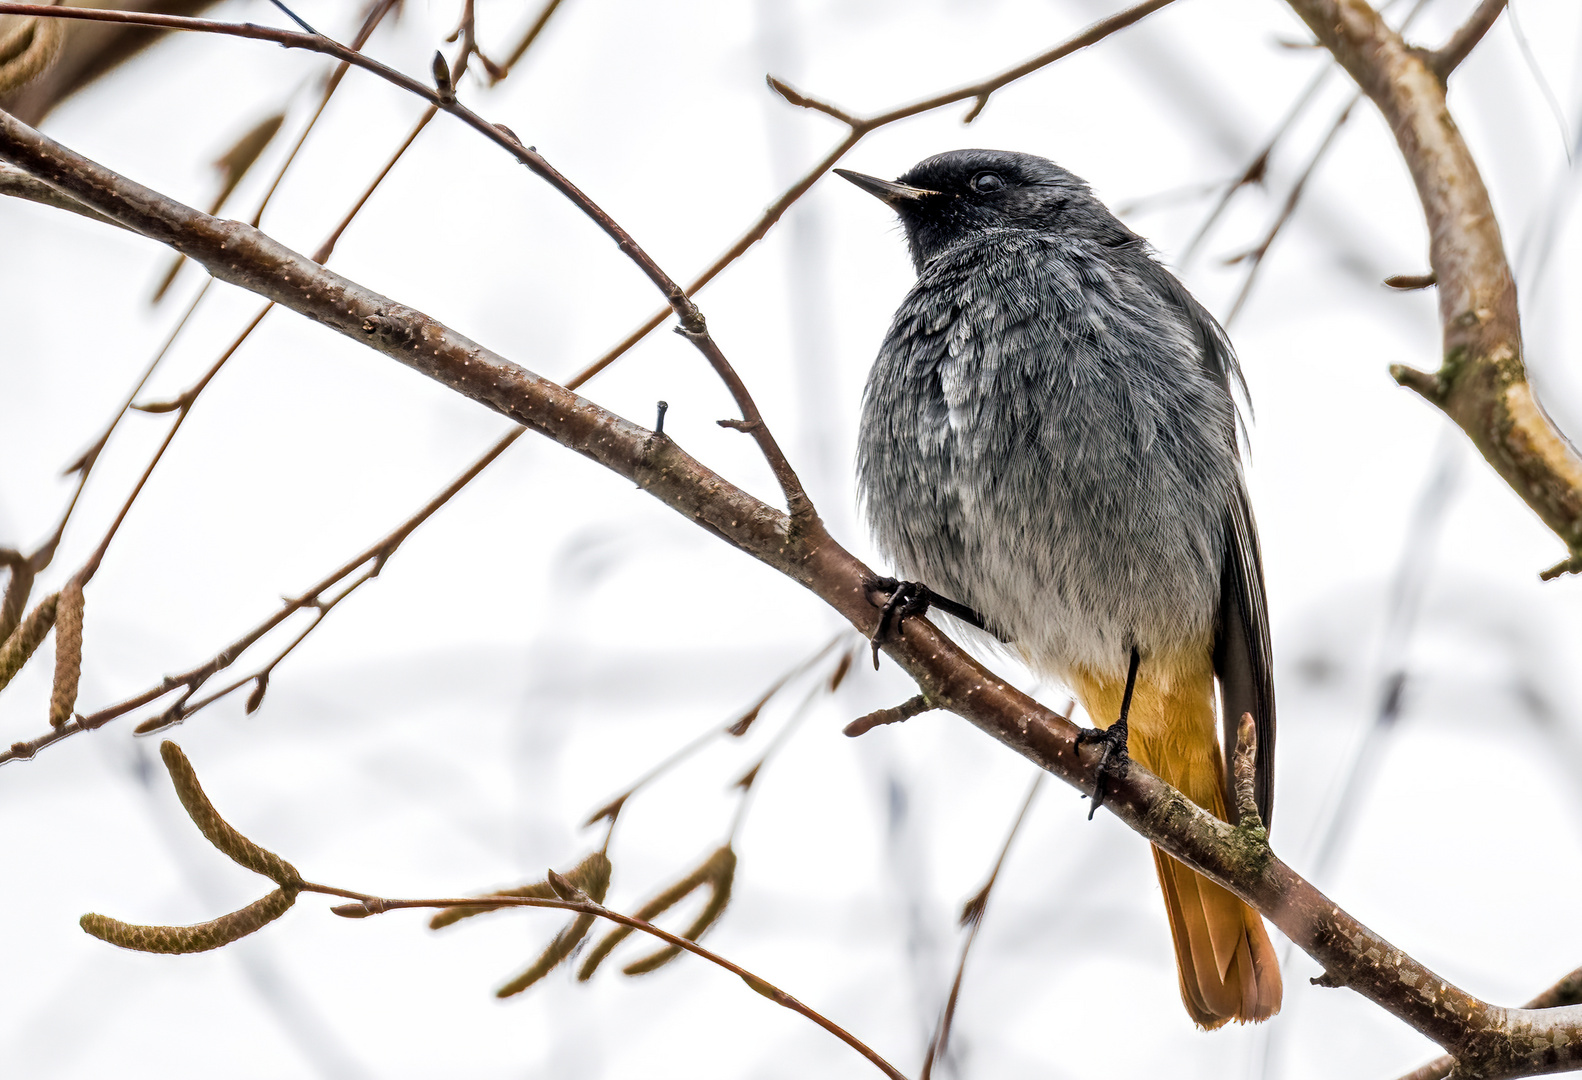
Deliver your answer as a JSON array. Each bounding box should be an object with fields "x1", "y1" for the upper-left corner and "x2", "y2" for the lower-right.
[
  {"x1": 1077, "y1": 644, "x2": 1139, "y2": 819},
  {"x1": 864, "y1": 576, "x2": 990, "y2": 669}
]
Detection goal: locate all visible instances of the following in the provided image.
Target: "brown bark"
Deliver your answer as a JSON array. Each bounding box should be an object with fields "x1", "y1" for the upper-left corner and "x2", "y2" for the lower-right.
[{"x1": 1282, "y1": 0, "x2": 1582, "y2": 577}]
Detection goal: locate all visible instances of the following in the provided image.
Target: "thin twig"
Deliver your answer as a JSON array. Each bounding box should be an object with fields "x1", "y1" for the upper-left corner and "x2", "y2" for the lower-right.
[
  {"x1": 1425, "y1": 0, "x2": 1507, "y2": 77},
  {"x1": 316, "y1": 886, "x2": 909, "y2": 1080},
  {"x1": 0, "y1": 1, "x2": 815, "y2": 519},
  {"x1": 583, "y1": 633, "x2": 848, "y2": 830},
  {"x1": 566, "y1": 0, "x2": 1180, "y2": 387},
  {"x1": 0, "y1": 0, "x2": 570, "y2": 759},
  {"x1": 1224, "y1": 96, "x2": 1357, "y2": 326},
  {"x1": 920, "y1": 774, "x2": 1043, "y2": 1080},
  {"x1": 1, "y1": 428, "x2": 523, "y2": 763}
]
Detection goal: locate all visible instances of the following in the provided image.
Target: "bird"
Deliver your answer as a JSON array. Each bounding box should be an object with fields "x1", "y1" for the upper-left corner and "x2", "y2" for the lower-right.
[{"x1": 838, "y1": 149, "x2": 1280, "y2": 1028}]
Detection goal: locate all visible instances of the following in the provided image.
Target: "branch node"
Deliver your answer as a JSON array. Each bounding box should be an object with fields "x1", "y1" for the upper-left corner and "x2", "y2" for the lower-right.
[
  {"x1": 431, "y1": 50, "x2": 456, "y2": 105},
  {"x1": 844, "y1": 695, "x2": 935, "y2": 737},
  {"x1": 1539, "y1": 551, "x2": 1582, "y2": 582},
  {"x1": 1231, "y1": 712, "x2": 1264, "y2": 829},
  {"x1": 1311, "y1": 969, "x2": 1347, "y2": 989},
  {"x1": 1390, "y1": 364, "x2": 1444, "y2": 403}
]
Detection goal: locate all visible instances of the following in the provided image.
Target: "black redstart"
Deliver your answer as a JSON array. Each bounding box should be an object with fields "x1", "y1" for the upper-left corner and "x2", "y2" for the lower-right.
[{"x1": 840, "y1": 149, "x2": 1280, "y2": 1028}]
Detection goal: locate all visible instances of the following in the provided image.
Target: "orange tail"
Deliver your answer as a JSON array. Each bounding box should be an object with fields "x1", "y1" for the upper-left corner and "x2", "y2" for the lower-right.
[{"x1": 1071, "y1": 656, "x2": 1281, "y2": 1029}]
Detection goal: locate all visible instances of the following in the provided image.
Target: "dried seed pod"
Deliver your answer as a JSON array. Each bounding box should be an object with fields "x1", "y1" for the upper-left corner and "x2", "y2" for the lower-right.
[
  {"x1": 80, "y1": 887, "x2": 297, "y2": 954},
  {"x1": 725, "y1": 692, "x2": 772, "y2": 737},
  {"x1": 0, "y1": 16, "x2": 63, "y2": 95},
  {"x1": 493, "y1": 853, "x2": 613, "y2": 998},
  {"x1": 581, "y1": 794, "x2": 627, "y2": 827},
  {"x1": 0, "y1": 591, "x2": 58, "y2": 694},
  {"x1": 159, "y1": 741, "x2": 302, "y2": 888},
  {"x1": 496, "y1": 912, "x2": 597, "y2": 997},
  {"x1": 48, "y1": 580, "x2": 84, "y2": 729},
  {"x1": 578, "y1": 845, "x2": 735, "y2": 981},
  {"x1": 430, "y1": 851, "x2": 611, "y2": 930},
  {"x1": 211, "y1": 113, "x2": 286, "y2": 210},
  {"x1": 621, "y1": 846, "x2": 736, "y2": 975},
  {"x1": 828, "y1": 648, "x2": 855, "y2": 692}
]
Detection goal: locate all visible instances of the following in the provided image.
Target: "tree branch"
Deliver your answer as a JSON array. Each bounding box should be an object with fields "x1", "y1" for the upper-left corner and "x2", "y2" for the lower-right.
[
  {"x1": 568, "y1": 0, "x2": 1180, "y2": 385},
  {"x1": 1283, "y1": 0, "x2": 1582, "y2": 580},
  {"x1": 6, "y1": 106, "x2": 1582, "y2": 1080},
  {"x1": 0, "y1": 1, "x2": 812, "y2": 520},
  {"x1": 1424, "y1": 0, "x2": 1507, "y2": 78}
]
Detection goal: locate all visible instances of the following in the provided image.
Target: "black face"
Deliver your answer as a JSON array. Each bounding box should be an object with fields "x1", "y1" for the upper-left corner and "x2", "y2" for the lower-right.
[{"x1": 841, "y1": 149, "x2": 1133, "y2": 270}]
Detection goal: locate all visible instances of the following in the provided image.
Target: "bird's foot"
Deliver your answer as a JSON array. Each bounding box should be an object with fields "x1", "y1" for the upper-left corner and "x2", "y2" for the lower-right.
[
  {"x1": 864, "y1": 577, "x2": 995, "y2": 668},
  {"x1": 1075, "y1": 717, "x2": 1130, "y2": 820},
  {"x1": 865, "y1": 577, "x2": 934, "y2": 669}
]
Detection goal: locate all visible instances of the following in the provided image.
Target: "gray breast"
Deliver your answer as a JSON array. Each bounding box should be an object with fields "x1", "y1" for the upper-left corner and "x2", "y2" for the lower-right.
[{"x1": 856, "y1": 231, "x2": 1241, "y2": 683}]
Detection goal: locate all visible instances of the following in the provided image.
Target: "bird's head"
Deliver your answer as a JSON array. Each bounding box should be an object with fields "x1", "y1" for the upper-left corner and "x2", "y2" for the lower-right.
[{"x1": 836, "y1": 149, "x2": 1130, "y2": 270}]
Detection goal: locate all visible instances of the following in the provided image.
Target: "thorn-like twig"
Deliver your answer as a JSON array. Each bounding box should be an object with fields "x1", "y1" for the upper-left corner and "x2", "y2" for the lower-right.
[
  {"x1": 1384, "y1": 272, "x2": 1436, "y2": 290},
  {"x1": 1423, "y1": 0, "x2": 1506, "y2": 78},
  {"x1": 1390, "y1": 363, "x2": 1445, "y2": 403},
  {"x1": 844, "y1": 694, "x2": 933, "y2": 737},
  {"x1": 921, "y1": 774, "x2": 1042, "y2": 1080}
]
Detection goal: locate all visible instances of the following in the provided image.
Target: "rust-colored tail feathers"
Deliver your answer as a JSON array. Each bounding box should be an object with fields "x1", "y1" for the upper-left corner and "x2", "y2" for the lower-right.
[{"x1": 1071, "y1": 660, "x2": 1281, "y2": 1028}]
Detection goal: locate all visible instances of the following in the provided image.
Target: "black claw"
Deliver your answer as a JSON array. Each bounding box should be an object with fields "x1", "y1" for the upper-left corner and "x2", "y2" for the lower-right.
[
  {"x1": 1077, "y1": 719, "x2": 1131, "y2": 819},
  {"x1": 1078, "y1": 645, "x2": 1141, "y2": 820},
  {"x1": 865, "y1": 577, "x2": 997, "y2": 668},
  {"x1": 866, "y1": 577, "x2": 932, "y2": 668}
]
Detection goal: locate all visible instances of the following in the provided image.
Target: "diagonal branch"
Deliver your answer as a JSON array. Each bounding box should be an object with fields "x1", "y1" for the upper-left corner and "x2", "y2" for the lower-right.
[
  {"x1": 1397, "y1": 965, "x2": 1582, "y2": 1080},
  {"x1": 1283, "y1": 0, "x2": 1582, "y2": 582},
  {"x1": 569, "y1": 0, "x2": 1181, "y2": 386},
  {"x1": 6, "y1": 106, "x2": 1582, "y2": 1080},
  {"x1": 0, "y1": 1, "x2": 811, "y2": 519}
]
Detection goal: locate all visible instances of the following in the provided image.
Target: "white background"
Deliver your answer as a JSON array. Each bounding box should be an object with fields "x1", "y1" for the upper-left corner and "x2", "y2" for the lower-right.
[{"x1": 2, "y1": 0, "x2": 1582, "y2": 1077}]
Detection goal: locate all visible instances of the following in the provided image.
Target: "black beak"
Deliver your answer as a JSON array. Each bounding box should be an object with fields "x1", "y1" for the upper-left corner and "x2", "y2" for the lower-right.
[{"x1": 834, "y1": 169, "x2": 939, "y2": 206}]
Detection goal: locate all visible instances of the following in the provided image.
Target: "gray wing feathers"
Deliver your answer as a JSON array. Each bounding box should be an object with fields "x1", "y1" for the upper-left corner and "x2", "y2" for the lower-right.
[
  {"x1": 1132, "y1": 250, "x2": 1273, "y2": 822},
  {"x1": 1214, "y1": 483, "x2": 1276, "y2": 826}
]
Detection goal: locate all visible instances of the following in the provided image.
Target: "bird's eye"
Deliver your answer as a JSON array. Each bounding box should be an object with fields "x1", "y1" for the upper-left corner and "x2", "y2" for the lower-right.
[{"x1": 971, "y1": 172, "x2": 1005, "y2": 193}]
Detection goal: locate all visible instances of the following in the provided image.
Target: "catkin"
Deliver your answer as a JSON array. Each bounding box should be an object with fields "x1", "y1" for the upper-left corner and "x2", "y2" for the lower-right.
[
  {"x1": 492, "y1": 853, "x2": 613, "y2": 998},
  {"x1": 578, "y1": 845, "x2": 735, "y2": 981},
  {"x1": 0, "y1": 591, "x2": 58, "y2": 694},
  {"x1": 80, "y1": 888, "x2": 297, "y2": 954},
  {"x1": 48, "y1": 580, "x2": 83, "y2": 728},
  {"x1": 159, "y1": 742, "x2": 302, "y2": 888},
  {"x1": 429, "y1": 851, "x2": 611, "y2": 930},
  {"x1": 621, "y1": 846, "x2": 736, "y2": 975}
]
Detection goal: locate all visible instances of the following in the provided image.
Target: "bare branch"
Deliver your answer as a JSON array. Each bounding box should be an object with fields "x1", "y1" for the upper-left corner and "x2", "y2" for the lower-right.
[
  {"x1": 1397, "y1": 965, "x2": 1582, "y2": 1080},
  {"x1": 1285, "y1": 0, "x2": 1582, "y2": 580},
  {"x1": 0, "y1": 1, "x2": 812, "y2": 519},
  {"x1": 570, "y1": 0, "x2": 1181, "y2": 386},
  {"x1": 1424, "y1": 0, "x2": 1507, "y2": 78}
]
